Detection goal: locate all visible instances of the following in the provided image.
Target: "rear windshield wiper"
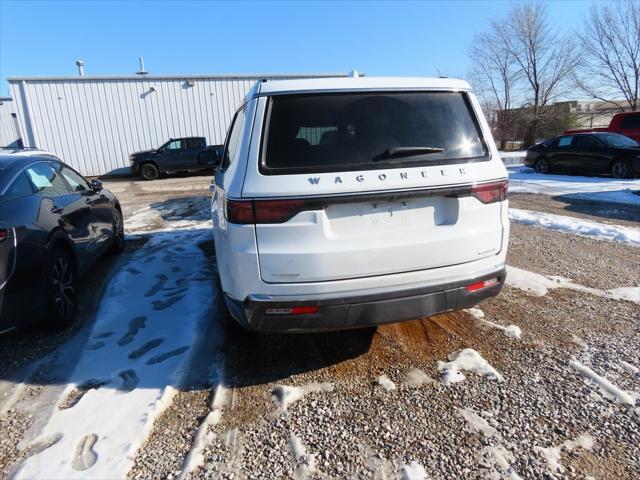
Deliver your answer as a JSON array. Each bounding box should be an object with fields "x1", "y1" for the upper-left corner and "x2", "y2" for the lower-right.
[{"x1": 378, "y1": 146, "x2": 445, "y2": 160}]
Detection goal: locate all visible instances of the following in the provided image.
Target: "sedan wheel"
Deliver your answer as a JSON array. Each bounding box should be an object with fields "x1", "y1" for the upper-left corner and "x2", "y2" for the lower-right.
[
  {"x1": 534, "y1": 158, "x2": 549, "y2": 174},
  {"x1": 47, "y1": 248, "x2": 77, "y2": 327},
  {"x1": 611, "y1": 160, "x2": 630, "y2": 179}
]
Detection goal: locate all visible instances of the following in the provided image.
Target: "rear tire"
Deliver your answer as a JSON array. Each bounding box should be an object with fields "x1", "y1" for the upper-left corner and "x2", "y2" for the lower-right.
[
  {"x1": 611, "y1": 159, "x2": 631, "y2": 179},
  {"x1": 45, "y1": 247, "x2": 77, "y2": 328},
  {"x1": 140, "y1": 163, "x2": 159, "y2": 181},
  {"x1": 111, "y1": 208, "x2": 125, "y2": 254},
  {"x1": 534, "y1": 158, "x2": 549, "y2": 174}
]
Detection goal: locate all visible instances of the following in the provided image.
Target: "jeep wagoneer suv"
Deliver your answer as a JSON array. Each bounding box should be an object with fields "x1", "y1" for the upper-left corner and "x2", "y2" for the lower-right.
[{"x1": 211, "y1": 77, "x2": 509, "y2": 332}]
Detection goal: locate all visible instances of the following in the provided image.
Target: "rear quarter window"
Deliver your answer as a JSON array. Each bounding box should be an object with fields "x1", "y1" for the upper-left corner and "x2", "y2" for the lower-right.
[
  {"x1": 261, "y1": 91, "x2": 488, "y2": 175},
  {"x1": 2, "y1": 172, "x2": 35, "y2": 201}
]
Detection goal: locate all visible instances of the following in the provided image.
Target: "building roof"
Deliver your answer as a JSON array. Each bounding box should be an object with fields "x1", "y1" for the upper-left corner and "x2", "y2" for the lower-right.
[
  {"x1": 254, "y1": 76, "x2": 472, "y2": 96},
  {"x1": 6, "y1": 73, "x2": 348, "y2": 83}
]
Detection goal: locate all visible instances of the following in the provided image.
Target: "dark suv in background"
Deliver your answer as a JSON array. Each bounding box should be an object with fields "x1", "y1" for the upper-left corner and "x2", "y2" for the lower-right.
[{"x1": 129, "y1": 137, "x2": 222, "y2": 180}]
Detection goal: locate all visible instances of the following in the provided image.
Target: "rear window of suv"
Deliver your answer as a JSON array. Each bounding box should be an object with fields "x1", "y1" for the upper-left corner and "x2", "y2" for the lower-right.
[{"x1": 261, "y1": 91, "x2": 488, "y2": 175}]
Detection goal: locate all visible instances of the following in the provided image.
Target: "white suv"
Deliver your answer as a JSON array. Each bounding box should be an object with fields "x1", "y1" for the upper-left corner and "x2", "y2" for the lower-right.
[{"x1": 211, "y1": 77, "x2": 509, "y2": 332}]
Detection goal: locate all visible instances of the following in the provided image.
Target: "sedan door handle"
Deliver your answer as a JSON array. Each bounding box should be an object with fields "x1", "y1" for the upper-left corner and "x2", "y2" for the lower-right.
[{"x1": 51, "y1": 206, "x2": 64, "y2": 214}]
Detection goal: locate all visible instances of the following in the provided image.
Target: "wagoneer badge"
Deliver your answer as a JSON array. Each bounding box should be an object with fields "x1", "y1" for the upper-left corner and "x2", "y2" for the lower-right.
[{"x1": 308, "y1": 168, "x2": 467, "y2": 185}]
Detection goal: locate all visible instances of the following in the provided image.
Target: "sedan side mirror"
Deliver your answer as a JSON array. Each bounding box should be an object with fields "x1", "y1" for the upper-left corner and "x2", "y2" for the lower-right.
[
  {"x1": 91, "y1": 179, "x2": 103, "y2": 193},
  {"x1": 198, "y1": 149, "x2": 219, "y2": 167}
]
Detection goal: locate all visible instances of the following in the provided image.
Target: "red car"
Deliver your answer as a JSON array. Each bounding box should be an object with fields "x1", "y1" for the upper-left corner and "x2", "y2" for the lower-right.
[{"x1": 565, "y1": 112, "x2": 640, "y2": 142}]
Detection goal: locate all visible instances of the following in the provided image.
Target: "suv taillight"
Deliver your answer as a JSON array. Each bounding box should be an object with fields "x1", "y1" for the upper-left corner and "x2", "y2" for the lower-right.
[
  {"x1": 470, "y1": 180, "x2": 508, "y2": 204},
  {"x1": 225, "y1": 198, "x2": 254, "y2": 224},
  {"x1": 225, "y1": 198, "x2": 308, "y2": 224}
]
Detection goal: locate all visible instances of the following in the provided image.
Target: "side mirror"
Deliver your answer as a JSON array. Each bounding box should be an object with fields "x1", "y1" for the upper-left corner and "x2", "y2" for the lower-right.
[
  {"x1": 91, "y1": 179, "x2": 103, "y2": 193},
  {"x1": 198, "y1": 149, "x2": 219, "y2": 167}
]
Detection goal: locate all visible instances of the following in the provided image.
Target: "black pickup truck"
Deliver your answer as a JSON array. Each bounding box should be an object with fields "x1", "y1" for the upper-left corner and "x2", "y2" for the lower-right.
[{"x1": 129, "y1": 137, "x2": 222, "y2": 180}]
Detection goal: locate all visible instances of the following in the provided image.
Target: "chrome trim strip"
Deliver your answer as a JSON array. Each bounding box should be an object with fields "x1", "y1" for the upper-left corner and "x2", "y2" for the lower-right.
[{"x1": 228, "y1": 177, "x2": 507, "y2": 202}]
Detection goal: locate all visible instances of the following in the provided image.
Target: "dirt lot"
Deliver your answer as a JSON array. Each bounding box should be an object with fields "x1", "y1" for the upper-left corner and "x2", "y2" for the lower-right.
[{"x1": 1, "y1": 174, "x2": 638, "y2": 480}]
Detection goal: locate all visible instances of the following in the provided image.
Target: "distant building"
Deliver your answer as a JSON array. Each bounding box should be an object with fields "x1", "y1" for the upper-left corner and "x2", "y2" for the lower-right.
[
  {"x1": 564, "y1": 99, "x2": 631, "y2": 129},
  {"x1": 494, "y1": 99, "x2": 631, "y2": 146},
  {"x1": 6, "y1": 73, "x2": 348, "y2": 176}
]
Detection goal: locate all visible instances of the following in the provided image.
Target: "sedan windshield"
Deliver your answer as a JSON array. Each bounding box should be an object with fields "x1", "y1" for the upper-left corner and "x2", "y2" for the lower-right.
[{"x1": 600, "y1": 133, "x2": 639, "y2": 148}]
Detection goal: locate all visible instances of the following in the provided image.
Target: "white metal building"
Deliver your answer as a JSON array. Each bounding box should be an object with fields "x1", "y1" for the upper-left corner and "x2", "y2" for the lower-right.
[
  {"x1": 0, "y1": 97, "x2": 21, "y2": 148},
  {"x1": 7, "y1": 73, "x2": 346, "y2": 176}
]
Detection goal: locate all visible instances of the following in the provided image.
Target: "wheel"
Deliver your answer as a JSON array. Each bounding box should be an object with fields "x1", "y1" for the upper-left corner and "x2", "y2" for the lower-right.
[
  {"x1": 111, "y1": 208, "x2": 125, "y2": 254},
  {"x1": 534, "y1": 158, "x2": 549, "y2": 174},
  {"x1": 45, "y1": 248, "x2": 77, "y2": 327},
  {"x1": 611, "y1": 159, "x2": 631, "y2": 179},
  {"x1": 140, "y1": 163, "x2": 159, "y2": 180}
]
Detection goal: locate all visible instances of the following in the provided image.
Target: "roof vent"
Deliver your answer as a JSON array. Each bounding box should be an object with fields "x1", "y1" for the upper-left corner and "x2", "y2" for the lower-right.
[
  {"x1": 135, "y1": 57, "x2": 149, "y2": 76},
  {"x1": 348, "y1": 70, "x2": 360, "y2": 78},
  {"x1": 75, "y1": 60, "x2": 85, "y2": 76}
]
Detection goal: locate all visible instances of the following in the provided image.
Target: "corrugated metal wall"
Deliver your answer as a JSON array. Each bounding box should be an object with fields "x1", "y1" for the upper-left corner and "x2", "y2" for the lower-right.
[
  {"x1": 8, "y1": 74, "x2": 341, "y2": 176},
  {"x1": 0, "y1": 97, "x2": 21, "y2": 147}
]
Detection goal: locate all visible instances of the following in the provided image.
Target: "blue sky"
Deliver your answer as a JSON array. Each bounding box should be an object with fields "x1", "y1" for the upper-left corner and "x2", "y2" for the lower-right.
[{"x1": 1, "y1": 0, "x2": 597, "y2": 94}]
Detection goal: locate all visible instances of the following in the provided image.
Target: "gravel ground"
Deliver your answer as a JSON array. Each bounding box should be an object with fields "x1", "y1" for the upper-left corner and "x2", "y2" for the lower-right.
[
  {"x1": 2, "y1": 175, "x2": 638, "y2": 480},
  {"x1": 508, "y1": 222, "x2": 640, "y2": 290},
  {"x1": 182, "y1": 288, "x2": 639, "y2": 480}
]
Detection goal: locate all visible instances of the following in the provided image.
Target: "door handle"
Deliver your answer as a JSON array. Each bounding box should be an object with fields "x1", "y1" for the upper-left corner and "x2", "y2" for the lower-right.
[{"x1": 51, "y1": 205, "x2": 63, "y2": 214}]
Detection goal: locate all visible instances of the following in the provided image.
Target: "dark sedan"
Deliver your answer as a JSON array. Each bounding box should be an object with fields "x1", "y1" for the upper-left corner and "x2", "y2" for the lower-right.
[
  {"x1": 0, "y1": 153, "x2": 124, "y2": 333},
  {"x1": 525, "y1": 132, "x2": 640, "y2": 178}
]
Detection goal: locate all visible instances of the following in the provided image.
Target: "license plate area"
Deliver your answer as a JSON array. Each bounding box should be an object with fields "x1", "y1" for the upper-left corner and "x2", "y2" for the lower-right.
[{"x1": 325, "y1": 196, "x2": 459, "y2": 236}]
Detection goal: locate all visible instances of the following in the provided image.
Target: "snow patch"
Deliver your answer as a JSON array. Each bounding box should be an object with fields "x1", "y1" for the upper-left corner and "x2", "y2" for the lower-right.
[
  {"x1": 509, "y1": 208, "x2": 640, "y2": 246},
  {"x1": 476, "y1": 316, "x2": 523, "y2": 340},
  {"x1": 13, "y1": 228, "x2": 219, "y2": 480},
  {"x1": 506, "y1": 266, "x2": 639, "y2": 304},
  {"x1": 607, "y1": 287, "x2": 640, "y2": 303},
  {"x1": 458, "y1": 408, "x2": 522, "y2": 479},
  {"x1": 620, "y1": 361, "x2": 639, "y2": 375},
  {"x1": 404, "y1": 368, "x2": 435, "y2": 387},
  {"x1": 508, "y1": 167, "x2": 640, "y2": 206},
  {"x1": 503, "y1": 325, "x2": 522, "y2": 339},
  {"x1": 272, "y1": 382, "x2": 334, "y2": 413},
  {"x1": 505, "y1": 266, "x2": 564, "y2": 296},
  {"x1": 464, "y1": 307, "x2": 485, "y2": 320},
  {"x1": 289, "y1": 432, "x2": 316, "y2": 479},
  {"x1": 125, "y1": 199, "x2": 211, "y2": 233},
  {"x1": 401, "y1": 460, "x2": 429, "y2": 480},
  {"x1": 482, "y1": 445, "x2": 522, "y2": 480},
  {"x1": 570, "y1": 360, "x2": 637, "y2": 405},
  {"x1": 438, "y1": 349, "x2": 504, "y2": 385},
  {"x1": 376, "y1": 374, "x2": 396, "y2": 391},
  {"x1": 457, "y1": 408, "x2": 498, "y2": 438},
  {"x1": 179, "y1": 385, "x2": 229, "y2": 479},
  {"x1": 535, "y1": 434, "x2": 594, "y2": 474}
]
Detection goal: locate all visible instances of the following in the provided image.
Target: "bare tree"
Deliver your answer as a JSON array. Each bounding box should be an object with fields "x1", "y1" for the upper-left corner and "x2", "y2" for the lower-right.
[
  {"x1": 500, "y1": 2, "x2": 578, "y2": 147},
  {"x1": 575, "y1": 0, "x2": 639, "y2": 111},
  {"x1": 468, "y1": 25, "x2": 521, "y2": 149}
]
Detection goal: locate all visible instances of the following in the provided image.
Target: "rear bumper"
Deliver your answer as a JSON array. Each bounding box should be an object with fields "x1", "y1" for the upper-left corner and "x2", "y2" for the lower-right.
[{"x1": 225, "y1": 267, "x2": 506, "y2": 333}]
